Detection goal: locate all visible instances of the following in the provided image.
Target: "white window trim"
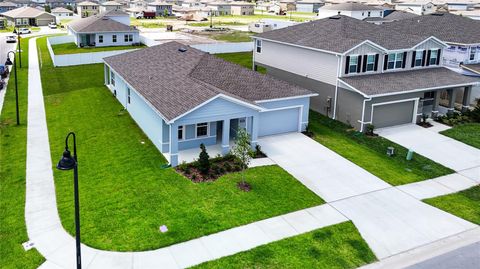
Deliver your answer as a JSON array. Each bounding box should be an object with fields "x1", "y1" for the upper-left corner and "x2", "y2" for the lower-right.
[
  {"x1": 256, "y1": 39, "x2": 262, "y2": 54},
  {"x1": 365, "y1": 54, "x2": 376, "y2": 73},
  {"x1": 387, "y1": 52, "x2": 403, "y2": 70},
  {"x1": 348, "y1": 55, "x2": 359, "y2": 74},
  {"x1": 195, "y1": 122, "x2": 210, "y2": 138},
  {"x1": 429, "y1": 48, "x2": 439, "y2": 65},
  {"x1": 414, "y1": 49, "x2": 424, "y2": 68},
  {"x1": 177, "y1": 125, "x2": 185, "y2": 141},
  {"x1": 469, "y1": 47, "x2": 477, "y2": 61}
]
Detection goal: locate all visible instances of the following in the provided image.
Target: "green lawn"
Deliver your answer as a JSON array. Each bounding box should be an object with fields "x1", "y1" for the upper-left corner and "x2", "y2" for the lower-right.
[
  {"x1": 51, "y1": 42, "x2": 145, "y2": 55},
  {"x1": 440, "y1": 123, "x2": 480, "y2": 149},
  {"x1": 37, "y1": 37, "x2": 324, "y2": 251},
  {"x1": 308, "y1": 111, "x2": 453, "y2": 185},
  {"x1": 215, "y1": 52, "x2": 266, "y2": 74},
  {"x1": 210, "y1": 31, "x2": 253, "y2": 42},
  {"x1": 424, "y1": 186, "x2": 480, "y2": 225},
  {"x1": 194, "y1": 221, "x2": 376, "y2": 269},
  {"x1": 0, "y1": 37, "x2": 45, "y2": 268}
]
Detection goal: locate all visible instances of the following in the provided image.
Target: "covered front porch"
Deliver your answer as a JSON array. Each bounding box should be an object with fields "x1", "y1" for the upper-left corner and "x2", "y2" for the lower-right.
[{"x1": 421, "y1": 85, "x2": 474, "y2": 118}]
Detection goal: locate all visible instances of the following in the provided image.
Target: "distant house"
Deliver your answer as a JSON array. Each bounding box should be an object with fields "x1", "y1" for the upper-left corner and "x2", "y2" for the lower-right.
[
  {"x1": 230, "y1": 2, "x2": 254, "y2": 15},
  {"x1": 317, "y1": 3, "x2": 385, "y2": 20},
  {"x1": 103, "y1": 42, "x2": 317, "y2": 166},
  {"x1": 67, "y1": 10, "x2": 139, "y2": 47},
  {"x1": 206, "y1": 2, "x2": 232, "y2": 16},
  {"x1": 364, "y1": 10, "x2": 418, "y2": 25},
  {"x1": 77, "y1": 1, "x2": 99, "y2": 18},
  {"x1": 296, "y1": 0, "x2": 324, "y2": 13},
  {"x1": 0, "y1": 1, "x2": 18, "y2": 13},
  {"x1": 2, "y1": 6, "x2": 56, "y2": 26},
  {"x1": 395, "y1": 1, "x2": 436, "y2": 15},
  {"x1": 248, "y1": 19, "x2": 296, "y2": 33},
  {"x1": 51, "y1": 6, "x2": 74, "y2": 20},
  {"x1": 100, "y1": 1, "x2": 123, "y2": 13},
  {"x1": 45, "y1": 0, "x2": 76, "y2": 9},
  {"x1": 147, "y1": 1, "x2": 173, "y2": 16},
  {"x1": 279, "y1": 0, "x2": 296, "y2": 12},
  {"x1": 10, "y1": 0, "x2": 32, "y2": 7}
]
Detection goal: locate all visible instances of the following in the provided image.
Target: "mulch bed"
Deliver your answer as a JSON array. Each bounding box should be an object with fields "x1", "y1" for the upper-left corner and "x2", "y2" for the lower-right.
[
  {"x1": 417, "y1": 122, "x2": 433, "y2": 128},
  {"x1": 175, "y1": 155, "x2": 243, "y2": 183}
]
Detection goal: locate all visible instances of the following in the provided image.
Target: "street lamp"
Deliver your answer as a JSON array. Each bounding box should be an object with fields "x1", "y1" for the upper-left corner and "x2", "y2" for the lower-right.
[
  {"x1": 12, "y1": 27, "x2": 21, "y2": 68},
  {"x1": 56, "y1": 132, "x2": 82, "y2": 269},
  {"x1": 5, "y1": 51, "x2": 20, "y2": 125}
]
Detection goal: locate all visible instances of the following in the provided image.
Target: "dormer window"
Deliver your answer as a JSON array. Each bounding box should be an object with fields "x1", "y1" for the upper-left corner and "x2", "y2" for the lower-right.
[
  {"x1": 365, "y1": 55, "x2": 375, "y2": 72},
  {"x1": 348, "y1": 56, "x2": 358, "y2": 73},
  {"x1": 414, "y1": 50, "x2": 424, "y2": 67},
  {"x1": 387, "y1": 53, "x2": 403, "y2": 69},
  {"x1": 429, "y1": 50, "x2": 438, "y2": 65}
]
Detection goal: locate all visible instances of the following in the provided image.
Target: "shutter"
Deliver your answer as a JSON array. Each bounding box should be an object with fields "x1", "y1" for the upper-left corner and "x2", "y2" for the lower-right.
[
  {"x1": 426, "y1": 50, "x2": 431, "y2": 66},
  {"x1": 357, "y1": 55, "x2": 362, "y2": 73},
  {"x1": 436, "y1": 49, "x2": 441, "y2": 65},
  {"x1": 383, "y1": 54, "x2": 388, "y2": 70},
  {"x1": 374, "y1": 54, "x2": 379, "y2": 71},
  {"x1": 402, "y1": 51, "x2": 407, "y2": 68},
  {"x1": 422, "y1": 50, "x2": 427, "y2": 66},
  {"x1": 362, "y1": 54, "x2": 367, "y2": 72},
  {"x1": 411, "y1": 51, "x2": 416, "y2": 67},
  {"x1": 345, "y1": 56, "x2": 350, "y2": 74}
]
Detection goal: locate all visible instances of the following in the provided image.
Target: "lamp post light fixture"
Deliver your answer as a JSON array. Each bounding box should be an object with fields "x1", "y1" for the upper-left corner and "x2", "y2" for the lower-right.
[
  {"x1": 5, "y1": 51, "x2": 20, "y2": 125},
  {"x1": 12, "y1": 27, "x2": 21, "y2": 68},
  {"x1": 56, "y1": 132, "x2": 82, "y2": 269}
]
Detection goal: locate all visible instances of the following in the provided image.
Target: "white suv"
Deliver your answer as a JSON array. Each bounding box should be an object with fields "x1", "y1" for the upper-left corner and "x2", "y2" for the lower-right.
[
  {"x1": 18, "y1": 28, "x2": 31, "y2": 34},
  {"x1": 48, "y1": 22, "x2": 57, "y2": 29}
]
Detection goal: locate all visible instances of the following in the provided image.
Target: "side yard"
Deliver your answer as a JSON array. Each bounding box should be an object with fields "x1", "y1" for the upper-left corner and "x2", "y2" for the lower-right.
[
  {"x1": 193, "y1": 221, "x2": 376, "y2": 269},
  {"x1": 36, "y1": 36, "x2": 324, "y2": 251},
  {"x1": 424, "y1": 186, "x2": 480, "y2": 225},
  {"x1": 51, "y1": 42, "x2": 146, "y2": 55},
  {"x1": 0, "y1": 38, "x2": 45, "y2": 268},
  {"x1": 216, "y1": 52, "x2": 266, "y2": 74},
  {"x1": 440, "y1": 123, "x2": 480, "y2": 149}
]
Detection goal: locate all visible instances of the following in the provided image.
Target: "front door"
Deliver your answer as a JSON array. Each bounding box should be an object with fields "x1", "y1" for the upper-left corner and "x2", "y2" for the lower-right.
[
  {"x1": 216, "y1": 120, "x2": 223, "y2": 143},
  {"x1": 86, "y1": 34, "x2": 91, "y2": 45}
]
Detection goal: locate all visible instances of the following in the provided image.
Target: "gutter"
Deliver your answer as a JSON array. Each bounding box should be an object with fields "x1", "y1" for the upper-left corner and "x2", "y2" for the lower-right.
[
  {"x1": 359, "y1": 97, "x2": 372, "y2": 132},
  {"x1": 333, "y1": 54, "x2": 341, "y2": 119}
]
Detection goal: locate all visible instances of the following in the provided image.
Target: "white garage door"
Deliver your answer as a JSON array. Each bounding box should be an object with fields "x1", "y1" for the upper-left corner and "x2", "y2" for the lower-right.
[
  {"x1": 372, "y1": 101, "x2": 415, "y2": 129},
  {"x1": 259, "y1": 107, "x2": 300, "y2": 137}
]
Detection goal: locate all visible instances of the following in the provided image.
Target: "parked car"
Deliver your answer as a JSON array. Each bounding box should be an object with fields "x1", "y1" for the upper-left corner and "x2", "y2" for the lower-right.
[
  {"x1": 48, "y1": 22, "x2": 57, "y2": 29},
  {"x1": 18, "y1": 28, "x2": 31, "y2": 34},
  {"x1": 6, "y1": 35, "x2": 17, "y2": 43},
  {"x1": 0, "y1": 65, "x2": 8, "y2": 79}
]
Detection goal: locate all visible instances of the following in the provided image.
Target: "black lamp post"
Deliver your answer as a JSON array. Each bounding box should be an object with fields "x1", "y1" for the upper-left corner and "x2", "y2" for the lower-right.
[
  {"x1": 56, "y1": 132, "x2": 81, "y2": 269},
  {"x1": 5, "y1": 51, "x2": 19, "y2": 125},
  {"x1": 12, "y1": 27, "x2": 21, "y2": 68}
]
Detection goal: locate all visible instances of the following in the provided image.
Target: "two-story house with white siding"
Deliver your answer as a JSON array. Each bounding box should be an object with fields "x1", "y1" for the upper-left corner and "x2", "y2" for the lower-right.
[
  {"x1": 253, "y1": 15, "x2": 479, "y2": 131},
  {"x1": 382, "y1": 13, "x2": 480, "y2": 106}
]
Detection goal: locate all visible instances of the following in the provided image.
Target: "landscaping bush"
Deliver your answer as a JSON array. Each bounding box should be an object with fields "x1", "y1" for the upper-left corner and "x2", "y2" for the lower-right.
[
  {"x1": 365, "y1": 124, "x2": 375, "y2": 136},
  {"x1": 198, "y1": 143, "x2": 210, "y2": 175}
]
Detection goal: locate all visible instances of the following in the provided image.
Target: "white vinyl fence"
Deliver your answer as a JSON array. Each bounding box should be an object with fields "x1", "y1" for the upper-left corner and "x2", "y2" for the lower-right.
[{"x1": 47, "y1": 36, "x2": 139, "y2": 67}]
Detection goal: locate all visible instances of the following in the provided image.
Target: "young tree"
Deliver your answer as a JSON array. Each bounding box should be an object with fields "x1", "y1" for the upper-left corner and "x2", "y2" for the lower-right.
[
  {"x1": 163, "y1": 8, "x2": 170, "y2": 17},
  {"x1": 198, "y1": 143, "x2": 210, "y2": 175},
  {"x1": 231, "y1": 128, "x2": 254, "y2": 187}
]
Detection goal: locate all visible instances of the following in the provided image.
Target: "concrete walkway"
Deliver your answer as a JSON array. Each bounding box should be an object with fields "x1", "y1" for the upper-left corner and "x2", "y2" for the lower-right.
[
  {"x1": 25, "y1": 37, "x2": 347, "y2": 269},
  {"x1": 259, "y1": 133, "x2": 477, "y2": 259}
]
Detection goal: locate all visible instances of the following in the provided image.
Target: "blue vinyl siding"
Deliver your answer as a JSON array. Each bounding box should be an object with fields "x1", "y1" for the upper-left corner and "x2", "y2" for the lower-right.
[{"x1": 259, "y1": 97, "x2": 310, "y2": 130}]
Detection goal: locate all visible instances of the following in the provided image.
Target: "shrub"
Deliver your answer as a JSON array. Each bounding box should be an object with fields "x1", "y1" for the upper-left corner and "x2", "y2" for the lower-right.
[
  {"x1": 191, "y1": 174, "x2": 196, "y2": 180},
  {"x1": 184, "y1": 166, "x2": 191, "y2": 175},
  {"x1": 365, "y1": 124, "x2": 375, "y2": 136},
  {"x1": 224, "y1": 162, "x2": 232, "y2": 172},
  {"x1": 198, "y1": 143, "x2": 210, "y2": 175}
]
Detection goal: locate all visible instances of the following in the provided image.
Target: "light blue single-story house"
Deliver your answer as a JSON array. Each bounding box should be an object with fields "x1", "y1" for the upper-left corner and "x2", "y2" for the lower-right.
[{"x1": 103, "y1": 42, "x2": 317, "y2": 166}]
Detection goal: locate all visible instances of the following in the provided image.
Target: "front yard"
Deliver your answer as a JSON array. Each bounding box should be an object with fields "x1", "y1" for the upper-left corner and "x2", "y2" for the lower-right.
[
  {"x1": 37, "y1": 37, "x2": 324, "y2": 251},
  {"x1": 194, "y1": 221, "x2": 376, "y2": 269},
  {"x1": 0, "y1": 38, "x2": 45, "y2": 268},
  {"x1": 424, "y1": 186, "x2": 480, "y2": 225},
  {"x1": 51, "y1": 42, "x2": 146, "y2": 55},
  {"x1": 440, "y1": 123, "x2": 480, "y2": 149}
]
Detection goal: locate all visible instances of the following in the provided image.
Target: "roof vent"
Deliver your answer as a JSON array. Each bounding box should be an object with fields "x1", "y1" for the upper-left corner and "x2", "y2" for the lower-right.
[
  {"x1": 329, "y1": 15, "x2": 341, "y2": 19},
  {"x1": 178, "y1": 47, "x2": 187, "y2": 52}
]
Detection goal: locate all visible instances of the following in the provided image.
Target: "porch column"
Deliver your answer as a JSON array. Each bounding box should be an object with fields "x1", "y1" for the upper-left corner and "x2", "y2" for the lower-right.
[
  {"x1": 447, "y1": 88, "x2": 457, "y2": 115},
  {"x1": 221, "y1": 118, "x2": 230, "y2": 155},
  {"x1": 250, "y1": 115, "x2": 259, "y2": 149},
  {"x1": 431, "y1": 90, "x2": 440, "y2": 118},
  {"x1": 462, "y1": 86, "x2": 472, "y2": 112},
  {"x1": 169, "y1": 124, "x2": 179, "y2": 167}
]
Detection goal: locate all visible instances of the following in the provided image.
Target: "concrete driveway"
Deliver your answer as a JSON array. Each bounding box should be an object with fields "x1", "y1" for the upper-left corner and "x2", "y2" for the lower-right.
[
  {"x1": 377, "y1": 124, "x2": 480, "y2": 173},
  {"x1": 259, "y1": 133, "x2": 391, "y2": 202},
  {"x1": 259, "y1": 133, "x2": 477, "y2": 259}
]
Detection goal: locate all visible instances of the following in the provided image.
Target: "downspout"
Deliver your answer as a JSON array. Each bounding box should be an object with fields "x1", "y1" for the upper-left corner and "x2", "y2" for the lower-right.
[
  {"x1": 359, "y1": 97, "x2": 372, "y2": 132},
  {"x1": 333, "y1": 54, "x2": 341, "y2": 119},
  {"x1": 252, "y1": 38, "x2": 256, "y2": 71}
]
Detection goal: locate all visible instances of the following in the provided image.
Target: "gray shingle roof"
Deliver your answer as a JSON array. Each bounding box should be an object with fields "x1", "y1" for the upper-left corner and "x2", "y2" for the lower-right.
[
  {"x1": 103, "y1": 42, "x2": 314, "y2": 121},
  {"x1": 383, "y1": 10, "x2": 418, "y2": 21},
  {"x1": 68, "y1": 12, "x2": 137, "y2": 33},
  {"x1": 340, "y1": 67, "x2": 479, "y2": 97},
  {"x1": 256, "y1": 15, "x2": 427, "y2": 53},
  {"x1": 321, "y1": 3, "x2": 382, "y2": 11},
  {"x1": 1, "y1": 6, "x2": 53, "y2": 18},
  {"x1": 382, "y1": 13, "x2": 480, "y2": 45},
  {"x1": 461, "y1": 63, "x2": 480, "y2": 75}
]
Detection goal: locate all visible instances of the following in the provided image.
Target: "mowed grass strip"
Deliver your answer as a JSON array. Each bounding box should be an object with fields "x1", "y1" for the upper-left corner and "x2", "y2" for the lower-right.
[
  {"x1": 440, "y1": 123, "x2": 480, "y2": 149},
  {"x1": 424, "y1": 186, "x2": 480, "y2": 225},
  {"x1": 0, "y1": 37, "x2": 45, "y2": 268},
  {"x1": 51, "y1": 42, "x2": 146, "y2": 55},
  {"x1": 36, "y1": 37, "x2": 324, "y2": 251},
  {"x1": 193, "y1": 221, "x2": 377, "y2": 269}
]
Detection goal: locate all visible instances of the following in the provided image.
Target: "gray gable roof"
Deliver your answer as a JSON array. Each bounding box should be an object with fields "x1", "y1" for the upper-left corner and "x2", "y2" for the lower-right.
[
  {"x1": 340, "y1": 67, "x2": 479, "y2": 97},
  {"x1": 382, "y1": 13, "x2": 480, "y2": 45},
  {"x1": 321, "y1": 3, "x2": 382, "y2": 11},
  {"x1": 68, "y1": 11, "x2": 136, "y2": 33},
  {"x1": 383, "y1": 10, "x2": 418, "y2": 21},
  {"x1": 103, "y1": 42, "x2": 314, "y2": 121},
  {"x1": 255, "y1": 15, "x2": 428, "y2": 54}
]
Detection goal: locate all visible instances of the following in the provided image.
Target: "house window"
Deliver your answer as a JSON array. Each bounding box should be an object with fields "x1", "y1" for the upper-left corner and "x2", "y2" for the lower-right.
[
  {"x1": 414, "y1": 50, "x2": 424, "y2": 67},
  {"x1": 366, "y1": 54, "x2": 375, "y2": 72},
  {"x1": 110, "y1": 71, "x2": 115, "y2": 86},
  {"x1": 196, "y1": 122, "x2": 208, "y2": 137},
  {"x1": 367, "y1": 11, "x2": 371, "y2": 17},
  {"x1": 127, "y1": 87, "x2": 131, "y2": 104},
  {"x1": 429, "y1": 50, "x2": 438, "y2": 65},
  {"x1": 256, "y1": 39, "x2": 262, "y2": 53},
  {"x1": 124, "y1": 34, "x2": 133, "y2": 42},
  {"x1": 470, "y1": 47, "x2": 477, "y2": 61},
  {"x1": 387, "y1": 53, "x2": 403, "y2": 70},
  {"x1": 112, "y1": 35, "x2": 117, "y2": 43},
  {"x1": 99, "y1": 35, "x2": 103, "y2": 43},
  {"x1": 178, "y1": 125, "x2": 184, "y2": 140},
  {"x1": 348, "y1": 56, "x2": 358, "y2": 73}
]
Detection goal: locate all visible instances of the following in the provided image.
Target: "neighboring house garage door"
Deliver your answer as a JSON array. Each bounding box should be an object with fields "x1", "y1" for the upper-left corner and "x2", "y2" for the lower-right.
[
  {"x1": 37, "y1": 19, "x2": 52, "y2": 26},
  {"x1": 259, "y1": 107, "x2": 300, "y2": 136},
  {"x1": 372, "y1": 100, "x2": 415, "y2": 128}
]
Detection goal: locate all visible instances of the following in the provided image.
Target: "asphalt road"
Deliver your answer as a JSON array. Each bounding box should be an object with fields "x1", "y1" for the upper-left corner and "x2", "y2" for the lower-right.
[
  {"x1": 0, "y1": 33, "x2": 18, "y2": 66},
  {"x1": 407, "y1": 242, "x2": 480, "y2": 269}
]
